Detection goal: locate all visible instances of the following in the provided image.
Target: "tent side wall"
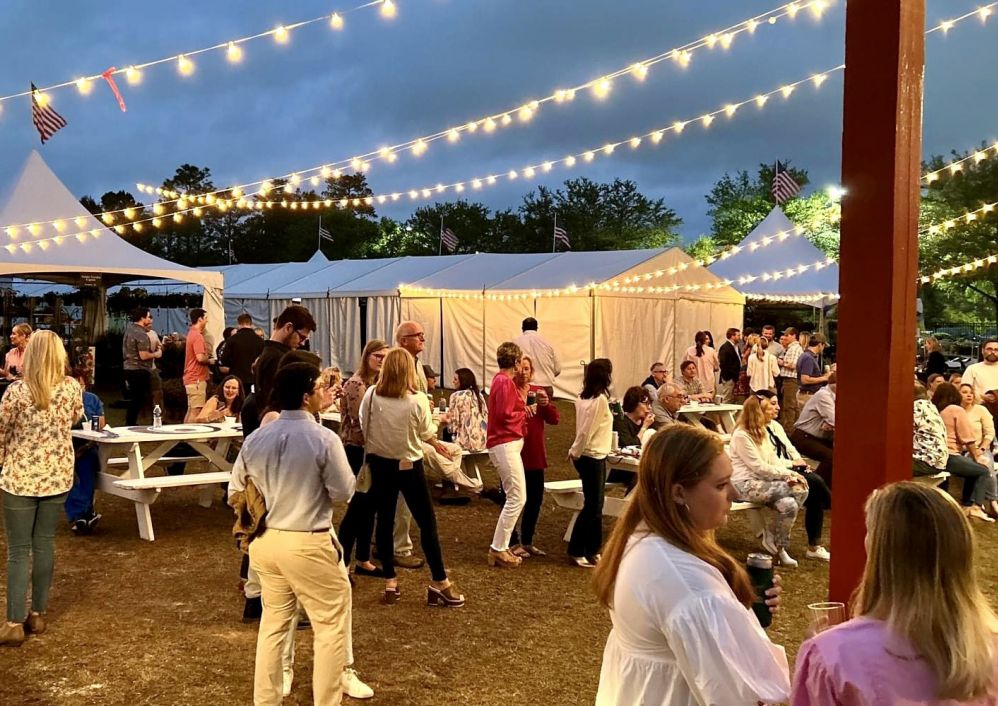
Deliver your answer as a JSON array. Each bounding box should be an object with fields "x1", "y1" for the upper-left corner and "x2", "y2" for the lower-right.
[
  {"x1": 595, "y1": 296, "x2": 676, "y2": 393},
  {"x1": 535, "y1": 295, "x2": 593, "y2": 399}
]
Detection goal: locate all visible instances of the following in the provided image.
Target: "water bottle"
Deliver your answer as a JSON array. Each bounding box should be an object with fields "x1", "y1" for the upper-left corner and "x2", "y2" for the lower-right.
[
  {"x1": 152, "y1": 405, "x2": 162, "y2": 429},
  {"x1": 746, "y1": 553, "x2": 774, "y2": 628}
]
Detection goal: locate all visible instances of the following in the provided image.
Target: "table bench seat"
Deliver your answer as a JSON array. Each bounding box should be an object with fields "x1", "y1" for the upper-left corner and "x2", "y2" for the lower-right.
[
  {"x1": 114, "y1": 471, "x2": 232, "y2": 491},
  {"x1": 107, "y1": 455, "x2": 202, "y2": 467},
  {"x1": 913, "y1": 471, "x2": 950, "y2": 486}
]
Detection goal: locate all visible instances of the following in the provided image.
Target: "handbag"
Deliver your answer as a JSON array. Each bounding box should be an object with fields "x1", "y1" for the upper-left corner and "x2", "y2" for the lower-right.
[{"x1": 355, "y1": 388, "x2": 374, "y2": 493}]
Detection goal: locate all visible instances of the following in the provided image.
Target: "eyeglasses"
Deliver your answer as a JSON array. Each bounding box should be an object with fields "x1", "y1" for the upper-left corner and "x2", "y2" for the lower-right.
[
  {"x1": 295, "y1": 329, "x2": 311, "y2": 343},
  {"x1": 652, "y1": 369, "x2": 667, "y2": 375},
  {"x1": 370, "y1": 352, "x2": 387, "y2": 361},
  {"x1": 401, "y1": 333, "x2": 426, "y2": 341}
]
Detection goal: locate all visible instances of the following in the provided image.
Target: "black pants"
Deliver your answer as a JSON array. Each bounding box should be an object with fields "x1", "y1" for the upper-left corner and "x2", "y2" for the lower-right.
[
  {"x1": 338, "y1": 444, "x2": 375, "y2": 565},
  {"x1": 510, "y1": 469, "x2": 545, "y2": 547},
  {"x1": 790, "y1": 430, "x2": 834, "y2": 488},
  {"x1": 368, "y1": 454, "x2": 447, "y2": 581},
  {"x1": 802, "y1": 470, "x2": 830, "y2": 545},
  {"x1": 123, "y1": 368, "x2": 151, "y2": 426},
  {"x1": 569, "y1": 456, "x2": 606, "y2": 559}
]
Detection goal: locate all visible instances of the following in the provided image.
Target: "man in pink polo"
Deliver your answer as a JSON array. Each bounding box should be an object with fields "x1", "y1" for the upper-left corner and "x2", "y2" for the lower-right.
[{"x1": 183, "y1": 308, "x2": 212, "y2": 422}]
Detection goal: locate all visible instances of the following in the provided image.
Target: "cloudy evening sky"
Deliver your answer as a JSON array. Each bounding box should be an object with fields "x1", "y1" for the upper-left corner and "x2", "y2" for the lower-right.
[{"x1": 1, "y1": 0, "x2": 995, "y2": 242}]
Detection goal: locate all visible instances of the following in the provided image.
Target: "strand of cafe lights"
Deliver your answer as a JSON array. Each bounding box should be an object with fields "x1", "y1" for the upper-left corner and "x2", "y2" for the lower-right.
[
  {"x1": 0, "y1": 0, "x2": 399, "y2": 110},
  {"x1": 12, "y1": 0, "x2": 990, "y2": 235},
  {"x1": 1, "y1": 0, "x2": 841, "y2": 233},
  {"x1": 3, "y1": 4, "x2": 994, "y2": 257}
]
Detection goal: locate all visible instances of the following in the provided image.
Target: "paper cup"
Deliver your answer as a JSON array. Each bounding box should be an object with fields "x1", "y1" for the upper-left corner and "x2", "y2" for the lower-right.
[
  {"x1": 224, "y1": 416, "x2": 237, "y2": 425},
  {"x1": 807, "y1": 602, "x2": 846, "y2": 633}
]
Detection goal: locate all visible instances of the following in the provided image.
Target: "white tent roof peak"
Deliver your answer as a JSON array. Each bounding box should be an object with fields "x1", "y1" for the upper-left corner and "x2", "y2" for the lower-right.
[
  {"x1": 307, "y1": 249, "x2": 329, "y2": 264},
  {"x1": 0, "y1": 151, "x2": 221, "y2": 290}
]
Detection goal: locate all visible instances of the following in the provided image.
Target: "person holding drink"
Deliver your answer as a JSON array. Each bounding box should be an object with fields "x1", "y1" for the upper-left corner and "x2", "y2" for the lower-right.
[
  {"x1": 792, "y1": 482, "x2": 998, "y2": 705},
  {"x1": 593, "y1": 426, "x2": 790, "y2": 705}
]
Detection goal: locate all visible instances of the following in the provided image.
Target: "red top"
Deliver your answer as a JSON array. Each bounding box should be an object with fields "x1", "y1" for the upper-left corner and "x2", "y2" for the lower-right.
[
  {"x1": 183, "y1": 326, "x2": 210, "y2": 385},
  {"x1": 521, "y1": 383, "x2": 560, "y2": 470},
  {"x1": 486, "y1": 372, "x2": 526, "y2": 449}
]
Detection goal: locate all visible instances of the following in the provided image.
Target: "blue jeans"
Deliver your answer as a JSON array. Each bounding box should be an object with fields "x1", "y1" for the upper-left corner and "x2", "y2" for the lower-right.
[
  {"x1": 3, "y1": 491, "x2": 68, "y2": 622},
  {"x1": 945, "y1": 454, "x2": 988, "y2": 506},
  {"x1": 65, "y1": 449, "x2": 100, "y2": 522}
]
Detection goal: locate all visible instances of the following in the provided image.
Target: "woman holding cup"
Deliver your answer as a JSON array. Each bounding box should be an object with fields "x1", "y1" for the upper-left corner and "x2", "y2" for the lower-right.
[
  {"x1": 593, "y1": 426, "x2": 789, "y2": 705},
  {"x1": 792, "y1": 482, "x2": 998, "y2": 705}
]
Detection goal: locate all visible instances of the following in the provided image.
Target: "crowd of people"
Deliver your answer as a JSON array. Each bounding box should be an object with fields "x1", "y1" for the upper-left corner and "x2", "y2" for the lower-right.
[{"x1": 4, "y1": 308, "x2": 998, "y2": 704}]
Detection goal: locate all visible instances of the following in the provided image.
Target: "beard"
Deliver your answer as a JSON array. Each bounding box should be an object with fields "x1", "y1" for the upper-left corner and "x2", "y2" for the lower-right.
[{"x1": 986, "y1": 354, "x2": 998, "y2": 363}]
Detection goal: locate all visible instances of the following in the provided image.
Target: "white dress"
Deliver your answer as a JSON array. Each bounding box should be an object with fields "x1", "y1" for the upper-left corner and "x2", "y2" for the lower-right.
[{"x1": 596, "y1": 533, "x2": 790, "y2": 706}]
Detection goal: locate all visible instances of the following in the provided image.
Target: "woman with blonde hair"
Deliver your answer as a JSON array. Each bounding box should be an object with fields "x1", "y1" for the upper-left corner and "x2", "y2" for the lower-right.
[
  {"x1": 729, "y1": 395, "x2": 809, "y2": 567},
  {"x1": 747, "y1": 336, "x2": 780, "y2": 393},
  {"x1": 360, "y1": 347, "x2": 464, "y2": 607},
  {"x1": 2, "y1": 323, "x2": 32, "y2": 381},
  {"x1": 0, "y1": 330, "x2": 82, "y2": 645},
  {"x1": 792, "y1": 482, "x2": 998, "y2": 704},
  {"x1": 594, "y1": 425, "x2": 790, "y2": 704},
  {"x1": 923, "y1": 335, "x2": 947, "y2": 379}
]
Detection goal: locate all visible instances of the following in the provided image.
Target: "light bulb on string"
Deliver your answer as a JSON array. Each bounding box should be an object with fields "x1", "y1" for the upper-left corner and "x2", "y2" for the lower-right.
[
  {"x1": 126, "y1": 66, "x2": 142, "y2": 84},
  {"x1": 177, "y1": 55, "x2": 194, "y2": 76},
  {"x1": 330, "y1": 13, "x2": 344, "y2": 29},
  {"x1": 227, "y1": 42, "x2": 243, "y2": 63},
  {"x1": 380, "y1": 0, "x2": 397, "y2": 19},
  {"x1": 273, "y1": 26, "x2": 290, "y2": 44},
  {"x1": 75, "y1": 78, "x2": 93, "y2": 95}
]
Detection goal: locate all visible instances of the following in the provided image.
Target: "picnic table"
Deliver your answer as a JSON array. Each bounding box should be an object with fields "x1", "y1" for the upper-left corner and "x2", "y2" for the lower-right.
[
  {"x1": 678, "y1": 402, "x2": 742, "y2": 434},
  {"x1": 73, "y1": 422, "x2": 243, "y2": 541}
]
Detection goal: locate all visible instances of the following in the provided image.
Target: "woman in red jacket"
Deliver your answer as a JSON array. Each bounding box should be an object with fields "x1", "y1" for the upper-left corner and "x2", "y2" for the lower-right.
[{"x1": 511, "y1": 355, "x2": 560, "y2": 558}]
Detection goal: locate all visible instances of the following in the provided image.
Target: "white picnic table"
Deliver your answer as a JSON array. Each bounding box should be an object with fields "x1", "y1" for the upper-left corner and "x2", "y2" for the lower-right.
[
  {"x1": 73, "y1": 422, "x2": 242, "y2": 541},
  {"x1": 678, "y1": 402, "x2": 742, "y2": 434},
  {"x1": 319, "y1": 410, "x2": 341, "y2": 424}
]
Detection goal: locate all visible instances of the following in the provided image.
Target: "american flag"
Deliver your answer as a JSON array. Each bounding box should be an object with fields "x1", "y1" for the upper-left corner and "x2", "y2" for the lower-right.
[
  {"x1": 554, "y1": 225, "x2": 571, "y2": 250},
  {"x1": 318, "y1": 224, "x2": 333, "y2": 242},
  {"x1": 30, "y1": 83, "x2": 68, "y2": 144},
  {"x1": 441, "y1": 226, "x2": 458, "y2": 252},
  {"x1": 772, "y1": 161, "x2": 801, "y2": 204}
]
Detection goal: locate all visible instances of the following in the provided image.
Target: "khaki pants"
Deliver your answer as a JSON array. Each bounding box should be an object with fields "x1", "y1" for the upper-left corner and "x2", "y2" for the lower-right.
[
  {"x1": 780, "y1": 378, "x2": 800, "y2": 429},
  {"x1": 250, "y1": 529, "x2": 350, "y2": 706},
  {"x1": 184, "y1": 380, "x2": 208, "y2": 422},
  {"x1": 717, "y1": 380, "x2": 735, "y2": 404}
]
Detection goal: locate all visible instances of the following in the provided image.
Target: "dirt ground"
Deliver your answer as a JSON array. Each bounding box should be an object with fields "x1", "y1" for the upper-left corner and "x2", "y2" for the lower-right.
[{"x1": 2, "y1": 396, "x2": 995, "y2": 705}]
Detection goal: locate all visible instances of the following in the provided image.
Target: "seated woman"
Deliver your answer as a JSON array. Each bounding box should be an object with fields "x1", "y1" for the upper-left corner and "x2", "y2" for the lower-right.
[
  {"x1": 792, "y1": 482, "x2": 998, "y2": 705},
  {"x1": 196, "y1": 375, "x2": 245, "y2": 423},
  {"x1": 594, "y1": 426, "x2": 790, "y2": 705},
  {"x1": 447, "y1": 368, "x2": 488, "y2": 452},
  {"x1": 931, "y1": 382, "x2": 993, "y2": 522},
  {"x1": 612, "y1": 386, "x2": 655, "y2": 448},
  {"x1": 755, "y1": 390, "x2": 830, "y2": 562},
  {"x1": 961, "y1": 383, "x2": 996, "y2": 469},
  {"x1": 729, "y1": 395, "x2": 809, "y2": 567}
]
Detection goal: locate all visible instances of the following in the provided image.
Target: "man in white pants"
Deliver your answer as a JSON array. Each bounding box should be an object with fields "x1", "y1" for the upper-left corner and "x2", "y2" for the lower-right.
[{"x1": 230, "y1": 363, "x2": 355, "y2": 705}]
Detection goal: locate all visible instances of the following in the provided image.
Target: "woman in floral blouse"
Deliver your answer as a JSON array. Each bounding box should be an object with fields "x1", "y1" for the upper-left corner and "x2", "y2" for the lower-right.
[
  {"x1": 337, "y1": 339, "x2": 388, "y2": 576},
  {"x1": 0, "y1": 330, "x2": 83, "y2": 645},
  {"x1": 447, "y1": 368, "x2": 488, "y2": 452}
]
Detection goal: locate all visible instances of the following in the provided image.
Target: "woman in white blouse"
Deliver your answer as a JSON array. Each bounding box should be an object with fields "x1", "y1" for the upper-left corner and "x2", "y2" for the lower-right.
[
  {"x1": 729, "y1": 395, "x2": 809, "y2": 567},
  {"x1": 747, "y1": 336, "x2": 780, "y2": 393},
  {"x1": 360, "y1": 348, "x2": 464, "y2": 608},
  {"x1": 593, "y1": 425, "x2": 790, "y2": 705}
]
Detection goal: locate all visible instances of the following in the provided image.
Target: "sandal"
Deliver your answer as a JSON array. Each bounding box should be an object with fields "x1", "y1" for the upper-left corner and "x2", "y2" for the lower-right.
[
  {"x1": 522, "y1": 545, "x2": 547, "y2": 557},
  {"x1": 510, "y1": 545, "x2": 530, "y2": 559},
  {"x1": 487, "y1": 549, "x2": 522, "y2": 567}
]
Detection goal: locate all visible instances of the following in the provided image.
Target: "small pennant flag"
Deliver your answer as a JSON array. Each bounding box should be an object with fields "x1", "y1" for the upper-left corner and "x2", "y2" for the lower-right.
[
  {"x1": 554, "y1": 225, "x2": 571, "y2": 250},
  {"x1": 441, "y1": 226, "x2": 458, "y2": 252},
  {"x1": 30, "y1": 83, "x2": 68, "y2": 144},
  {"x1": 772, "y1": 161, "x2": 802, "y2": 204},
  {"x1": 319, "y1": 224, "x2": 333, "y2": 242}
]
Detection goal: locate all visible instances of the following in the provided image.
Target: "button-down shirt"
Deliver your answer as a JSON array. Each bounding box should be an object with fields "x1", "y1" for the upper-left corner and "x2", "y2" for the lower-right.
[
  {"x1": 795, "y1": 386, "x2": 836, "y2": 439},
  {"x1": 229, "y1": 410, "x2": 354, "y2": 532},
  {"x1": 512, "y1": 330, "x2": 561, "y2": 388},
  {"x1": 780, "y1": 341, "x2": 803, "y2": 379},
  {"x1": 122, "y1": 322, "x2": 153, "y2": 371},
  {"x1": 913, "y1": 399, "x2": 949, "y2": 470}
]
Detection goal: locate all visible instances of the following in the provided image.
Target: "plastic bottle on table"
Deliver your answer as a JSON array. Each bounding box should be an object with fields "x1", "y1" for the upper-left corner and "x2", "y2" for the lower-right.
[{"x1": 152, "y1": 405, "x2": 162, "y2": 429}]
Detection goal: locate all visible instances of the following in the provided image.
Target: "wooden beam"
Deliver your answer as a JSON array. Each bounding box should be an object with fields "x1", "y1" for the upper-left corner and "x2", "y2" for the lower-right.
[{"x1": 830, "y1": 0, "x2": 925, "y2": 602}]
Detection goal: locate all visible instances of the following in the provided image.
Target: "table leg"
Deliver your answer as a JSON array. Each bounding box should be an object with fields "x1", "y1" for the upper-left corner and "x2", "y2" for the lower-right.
[
  {"x1": 128, "y1": 442, "x2": 156, "y2": 542},
  {"x1": 190, "y1": 438, "x2": 234, "y2": 508}
]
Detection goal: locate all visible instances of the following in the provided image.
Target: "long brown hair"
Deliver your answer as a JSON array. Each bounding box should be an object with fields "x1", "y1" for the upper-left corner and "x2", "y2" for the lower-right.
[
  {"x1": 356, "y1": 339, "x2": 388, "y2": 386},
  {"x1": 854, "y1": 482, "x2": 998, "y2": 700},
  {"x1": 594, "y1": 426, "x2": 755, "y2": 609},
  {"x1": 737, "y1": 395, "x2": 769, "y2": 444}
]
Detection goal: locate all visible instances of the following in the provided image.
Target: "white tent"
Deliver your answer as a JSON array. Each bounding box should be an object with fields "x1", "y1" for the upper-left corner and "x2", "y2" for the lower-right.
[
  {"x1": 708, "y1": 206, "x2": 839, "y2": 306},
  {"x1": 0, "y1": 151, "x2": 224, "y2": 341}
]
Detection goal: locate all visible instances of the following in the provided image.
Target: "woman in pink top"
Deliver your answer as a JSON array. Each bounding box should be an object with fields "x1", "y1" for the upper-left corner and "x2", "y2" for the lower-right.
[
  {"x1": 684, "y1": 331, "x2": 719, "y2": 395},
  {"x1": 486, "y1": 342, "x2": 527, "y2": 568},
  {"x1": 932, "y1": 382, "x2": 993, "y2": 522},
  {"x1": 792, "y1": 481, "x2": 998, "y2": 706}
]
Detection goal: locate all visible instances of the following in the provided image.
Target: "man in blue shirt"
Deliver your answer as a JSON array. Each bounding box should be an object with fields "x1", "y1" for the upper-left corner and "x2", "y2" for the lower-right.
[
  {"x1": 796, "y1": 334, "x2": 833, "y2": 411},
  {"x1": 66, "y1": 369, "x2": 106, "y2": 534}
]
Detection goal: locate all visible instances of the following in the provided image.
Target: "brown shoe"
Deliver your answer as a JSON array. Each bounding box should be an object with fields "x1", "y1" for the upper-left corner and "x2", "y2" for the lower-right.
[
  {"x1": 487, "y1": 549, "x2": 522, "y2": 568},
  {"x1": 0, "y1": 622, "x2": 25, "y2": 646},
  {"x1": 427, "y1": 584, "x2": 465, "y2": 608},
  {"x1": 394, "y1": 554, "x2": 425, "y2": 570},
  {"x1": 24, "y1": 612, "x2": 45, "y2": 635}
]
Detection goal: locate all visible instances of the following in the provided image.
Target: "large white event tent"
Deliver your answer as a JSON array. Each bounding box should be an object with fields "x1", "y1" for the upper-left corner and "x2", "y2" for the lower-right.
[
  {"x1": 222, "y1": 247, "x2": 743, "y2": 398},
  {"x1": 708, "y1": 206, "x2": 839, "y2": 306},
  {"x1": 0, "y1": 152, "x2": 224, "y2": 341}
]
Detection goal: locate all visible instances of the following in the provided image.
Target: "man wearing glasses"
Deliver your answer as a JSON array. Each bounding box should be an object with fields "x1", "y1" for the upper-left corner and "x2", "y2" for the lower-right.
[
  {"x1": 651, "y1": 382, "x2": 685, "y2": 430},
  {"x1": 641, "y1": 362, "x2": 669, "y2": 402},
  {"x1": 395, "y1": 321, "x2": 429, "y2": 393},
  {"x1": 963, "y1": 339, "x2": 998, "y2": 419}
]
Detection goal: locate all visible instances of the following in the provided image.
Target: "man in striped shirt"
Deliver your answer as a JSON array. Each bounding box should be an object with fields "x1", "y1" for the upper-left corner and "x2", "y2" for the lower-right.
[{"x1": 778, "y1": 327, "x2": 803, "y2": 430}]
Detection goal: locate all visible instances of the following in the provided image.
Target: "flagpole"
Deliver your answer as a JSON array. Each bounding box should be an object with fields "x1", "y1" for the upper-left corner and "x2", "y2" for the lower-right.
[
  {"x1": 317, "y1": 215, "x2": 322, "y2": 252},
  {"x1": 552, "y1": 213, "x2": 557, "y2": 253},
  {"x1": 439, "y1": 215, "x2": 443, "y2": 256}
]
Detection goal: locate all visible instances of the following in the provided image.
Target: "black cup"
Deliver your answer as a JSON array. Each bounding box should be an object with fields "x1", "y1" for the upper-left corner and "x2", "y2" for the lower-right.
[
  {"x1": 527, "y1": 391, "x2": 536, "y2": 406},
  {"x1": 746, "y1": 552, "x2": 774, "y2": 628}
]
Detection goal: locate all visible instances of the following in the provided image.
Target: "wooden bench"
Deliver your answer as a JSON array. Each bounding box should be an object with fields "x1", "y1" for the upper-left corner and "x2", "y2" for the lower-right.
[
  {"x1": 913, "y1": 471, "x2": 950, "y2": 487},
  {"x1": 113, "y1": 471, "x2": 232, "y2": 510},
  {"x1": 108, "y1": 455, "x2": 202, "y2": 467}
]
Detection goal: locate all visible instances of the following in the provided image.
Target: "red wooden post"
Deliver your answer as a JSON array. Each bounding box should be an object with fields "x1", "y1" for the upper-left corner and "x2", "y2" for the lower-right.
[{"x1": 830, "y1": 0, "x2": 925, "y2": 603}]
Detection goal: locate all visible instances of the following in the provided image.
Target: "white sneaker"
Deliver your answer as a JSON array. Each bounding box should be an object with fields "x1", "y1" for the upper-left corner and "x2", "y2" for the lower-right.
[
  {"x1": 282, "y1": 668, "x2": 293, "y2": 698},
  {"x1": 760, "y1": 530, "x2": 778, "y2": 556},
  {"x1": 343, "y1": 667, "x2": 374, "y2": 699},
  {"x1": 777, "y1": 548, "x2": 798, "y2": 568},
  {"x1": 806, "y1": 546, "x2": 831, "y2": 561}
]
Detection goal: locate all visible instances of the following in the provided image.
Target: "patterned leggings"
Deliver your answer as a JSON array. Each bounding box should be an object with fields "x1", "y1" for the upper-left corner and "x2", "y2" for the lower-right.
[{"x1": 735, "y1": 478, "x2": 808, "y2": 548}]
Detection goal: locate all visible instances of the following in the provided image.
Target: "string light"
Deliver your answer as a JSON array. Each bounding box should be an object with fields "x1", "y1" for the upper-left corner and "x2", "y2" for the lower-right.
[
  {"x1": 226, "y1": 42, "x2": 243, "y2": 63},
  {"x1": 0, "y1": 0, "x2": 399, "y2": 107},
  {"x1": 921, "y1": 200, "x2": 997, "y2": 236},
  {"x1": 922, "y1": 140, "x2": 998, "y2": 185}
]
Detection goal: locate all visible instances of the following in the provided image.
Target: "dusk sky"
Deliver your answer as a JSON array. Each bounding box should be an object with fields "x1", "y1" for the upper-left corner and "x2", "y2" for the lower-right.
[{"x1": 1, "y1": 0, "x2": 995, "y2": 242}]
